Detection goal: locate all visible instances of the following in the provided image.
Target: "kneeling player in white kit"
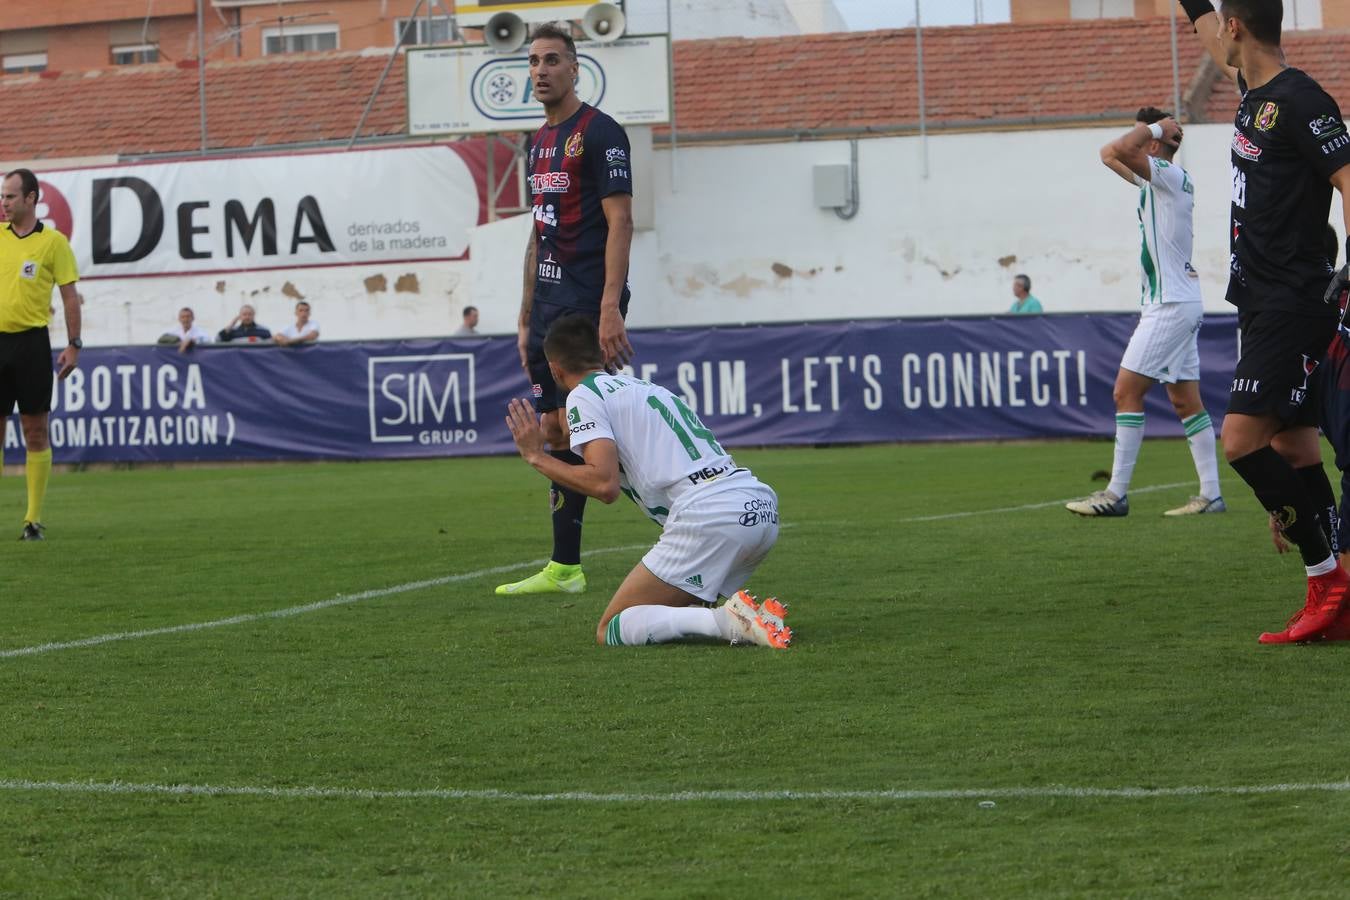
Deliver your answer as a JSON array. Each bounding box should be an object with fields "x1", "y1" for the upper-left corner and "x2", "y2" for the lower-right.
[
  {"x1": 504, "y1": 314, "x2": 791, "y2": 648},
  {"x1": 1066, "y1": 108, "x2": 1224, "y2": 518}
]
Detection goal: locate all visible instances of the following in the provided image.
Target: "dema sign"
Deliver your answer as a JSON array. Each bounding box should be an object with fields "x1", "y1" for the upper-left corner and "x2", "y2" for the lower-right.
[{"x1": 368, "y1": 354, "x2": 479, "y2": 445}]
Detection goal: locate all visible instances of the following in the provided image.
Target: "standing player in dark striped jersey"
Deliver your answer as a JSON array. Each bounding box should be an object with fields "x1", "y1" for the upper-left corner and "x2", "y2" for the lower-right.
[
  {"x1": 1181, "y1": 0, "x2": 1350, "y2": 643},
  {"x1": 497, "y1": 23, "x2": 636, "y2": 596}
]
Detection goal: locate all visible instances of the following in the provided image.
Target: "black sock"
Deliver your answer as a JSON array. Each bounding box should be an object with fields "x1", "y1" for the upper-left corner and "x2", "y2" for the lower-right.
[
  {"x1": 550, "y1": 449, "x2": 587, "y2": 566},
  {"x1": 1296, "y1": 464, "x2": 1340, "y2": 557},
  {"x1": 1230, "y1": 447, "x2": 1331, "y2": 567}
]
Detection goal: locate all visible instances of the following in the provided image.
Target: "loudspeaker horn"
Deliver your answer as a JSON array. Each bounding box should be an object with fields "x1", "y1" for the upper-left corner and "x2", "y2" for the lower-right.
[
  {"x1": 485, "y1": 11, "x2": 529, "y2": 52},
  {"x1": 580, "y1": 3, "x2": 626, "y2": 42}
]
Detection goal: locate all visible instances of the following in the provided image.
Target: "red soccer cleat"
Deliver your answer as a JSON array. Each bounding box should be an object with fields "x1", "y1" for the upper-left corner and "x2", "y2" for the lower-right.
[
  {"x1": 1321, "y1": 602, "x2": 1350, "y2": 642},
  {"x1": 1258, "y1": 607, "x2": 1304, "y2": 644},
  {"x1": 1287, "y1": 566, "x2": 1350, "y2": 642}
]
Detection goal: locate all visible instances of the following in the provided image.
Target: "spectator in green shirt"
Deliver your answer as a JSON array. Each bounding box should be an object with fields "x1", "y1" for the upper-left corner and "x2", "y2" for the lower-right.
[{"x1": 1009, "y1": 274, "x2": 1043, "y2": 314}]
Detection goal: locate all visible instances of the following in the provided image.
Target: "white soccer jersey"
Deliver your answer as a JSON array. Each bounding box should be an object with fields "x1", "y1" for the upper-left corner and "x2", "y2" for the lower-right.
[
  {"x1": 1133, "y1": 157, "x2": 1202, "y2": 305},
  {"x1": 566, "y1": 372, "x2": 742, "y2": 526}
]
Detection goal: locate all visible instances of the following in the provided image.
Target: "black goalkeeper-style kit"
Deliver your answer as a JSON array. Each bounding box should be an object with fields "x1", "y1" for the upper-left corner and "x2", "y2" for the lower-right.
[{"x1": 1226, "y1": 68, "x2": 1350, "y2": 421}]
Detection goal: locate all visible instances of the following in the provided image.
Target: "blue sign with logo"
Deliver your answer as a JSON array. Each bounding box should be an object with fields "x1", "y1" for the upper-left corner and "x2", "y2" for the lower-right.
[{"x1": 3, "y1": 314, "x2": 1245, "y2": 463}]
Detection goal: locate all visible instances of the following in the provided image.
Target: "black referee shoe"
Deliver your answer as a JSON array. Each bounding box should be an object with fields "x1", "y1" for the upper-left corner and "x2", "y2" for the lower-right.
[{"x1": 19, "y1": 522, "x2": 45, "y2": 541}]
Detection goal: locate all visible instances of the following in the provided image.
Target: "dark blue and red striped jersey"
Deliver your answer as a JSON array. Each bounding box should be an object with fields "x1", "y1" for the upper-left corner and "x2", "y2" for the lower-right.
[
  {"x1": 1321, "y1": 322, "x2": 1350, "y2": 552},
  {"x1": 527, "y1": 103, "x2": 632, "y2": 311}
]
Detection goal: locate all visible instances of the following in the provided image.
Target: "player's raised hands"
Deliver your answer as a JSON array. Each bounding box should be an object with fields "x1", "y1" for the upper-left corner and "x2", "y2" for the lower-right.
[
  {"x1": 1157, "y1": 117, "x2": 1183, "y2": 149},
  {"x1": 505, "y1": 398, "x2": 547, "y2": 460}
]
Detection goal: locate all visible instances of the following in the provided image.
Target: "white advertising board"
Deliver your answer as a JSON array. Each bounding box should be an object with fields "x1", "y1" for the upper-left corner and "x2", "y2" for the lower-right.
[
  {"x1": 36, "y1": 145, "x2": 487, "y2": 278},
  {"x1": 406, "y1": 36, "x2": 671, "y2": 135}
]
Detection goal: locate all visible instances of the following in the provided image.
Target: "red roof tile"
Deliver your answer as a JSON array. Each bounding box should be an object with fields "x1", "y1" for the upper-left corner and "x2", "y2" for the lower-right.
[
  {"x1": 0, "y1": 51, "x2": 407, "y2": 160},
  {"x1": 667, "y1": 19, "x2": 1211, "y2": 136},
  {"x1": 1199, "y1": 29, "x2": 1350, "y2": 124}
]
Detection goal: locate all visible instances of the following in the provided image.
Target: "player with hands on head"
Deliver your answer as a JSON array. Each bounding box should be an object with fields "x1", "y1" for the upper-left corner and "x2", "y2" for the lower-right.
[{"x1": 1067, "y1": 107, "x2": 1224, "y2": 519}]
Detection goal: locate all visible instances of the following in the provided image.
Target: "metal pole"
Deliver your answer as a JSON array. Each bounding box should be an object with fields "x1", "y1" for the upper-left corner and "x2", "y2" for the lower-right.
[
  {"x1": 915, "y1": 0, "x2": 927, "y2": 179},
  {"x1": 487, "y1": 135, "x2": 497, "y2": 221},
  {"x1": 1169, "y1": 2, "x2": 1182, "y2": 119},
  {"x1": 349, "y1": 0, "x2": 425, "y2": 148},
  {"x1": 666, "y1": 0, "x2": 677, "y2": 193},
  {"x1": 1168, "y1": 0, "x2": 1183, "y2": 164},
  {"x1": 197, "y1": 0, "x2": 207, "y2": 154}
]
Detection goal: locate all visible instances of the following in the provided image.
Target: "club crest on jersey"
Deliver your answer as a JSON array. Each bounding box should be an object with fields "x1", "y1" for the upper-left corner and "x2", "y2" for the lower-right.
[
  {"x1": 20, "y1": 261, "x2": 36, "y2": 279},
  {"x1": 1255, "y1": 101, "x2": 1279, "y2": 132},
  {"x1": 1232, "y1": 132, "x2": 1263, "y2": 161},
  {"x1": 564, "y1": 133, "x2": 584, "y2": 158}
]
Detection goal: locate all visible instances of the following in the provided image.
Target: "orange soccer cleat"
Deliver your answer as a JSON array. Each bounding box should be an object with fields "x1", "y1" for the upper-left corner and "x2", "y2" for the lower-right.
[{"x1": 722, "y1": 591, "x2": 793, "y2": 649}]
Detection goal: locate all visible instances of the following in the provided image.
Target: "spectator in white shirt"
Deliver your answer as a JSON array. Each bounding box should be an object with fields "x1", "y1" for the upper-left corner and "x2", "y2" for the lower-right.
[
  {"x1": 164, "y1": 307, "x2": 213, "y2": 354},
  {"x1": 274, "y1": 301, "x2": 320, "y2": 346}
]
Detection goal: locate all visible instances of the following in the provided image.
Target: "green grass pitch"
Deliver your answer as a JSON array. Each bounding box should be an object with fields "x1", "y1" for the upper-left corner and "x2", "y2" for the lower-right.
[{"x1": 3, "y1": 439, "x2": 1349, "y2": 898}]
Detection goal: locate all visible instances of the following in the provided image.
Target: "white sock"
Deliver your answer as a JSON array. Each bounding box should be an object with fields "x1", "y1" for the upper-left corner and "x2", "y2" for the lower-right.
[
  {"x1": 1307, "y1": 555, "x2": 1338, "y2": 578},
  {"x1": 1107, "y1": 412, "x2": 1145, "y2": 499},
  {"x1": 1182, "y1": 411, "x2": 1222, "y2": 499},
  {"x1": 607, "y1": 606, "x2": 723, "y2": 646}
]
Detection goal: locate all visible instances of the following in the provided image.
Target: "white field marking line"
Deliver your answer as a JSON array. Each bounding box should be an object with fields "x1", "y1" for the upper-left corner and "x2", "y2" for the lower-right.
[
  {"x1": 0, "y1": 543, "x2": 650, "y2": 660},
  {"x1": 2, "y1": 777, "x2": 1350, "y2": 804},
  {"x1": 896, "y1": 480, "x2": 1194, "y2": 524}
]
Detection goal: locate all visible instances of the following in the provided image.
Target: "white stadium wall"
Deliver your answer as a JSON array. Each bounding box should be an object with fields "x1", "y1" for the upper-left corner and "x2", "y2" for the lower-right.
[
  {"x1": 625, "y1": 123, "x2": 1247, "y2": 328},
  {"x1": 63, "y1": 123, "x2": 1287, "y2": 347}
]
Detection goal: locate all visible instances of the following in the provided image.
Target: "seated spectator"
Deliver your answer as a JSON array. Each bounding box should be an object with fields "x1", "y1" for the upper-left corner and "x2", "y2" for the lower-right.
[
  {"x1": 161, "y1": 307, "x2": 213, "y2": 354},
  {"x1": 455, "y1": 305, "x2": 480, "y2": 336},
  {"x1": 218, "y1": 304, "x2": 272, "y2": 343},
  {"x1": 1009, "y1": 274, "x2": 1044, "y2": 314},
  {"x1": 274, "y1": 301, "x2": 321, "y2": 346}
]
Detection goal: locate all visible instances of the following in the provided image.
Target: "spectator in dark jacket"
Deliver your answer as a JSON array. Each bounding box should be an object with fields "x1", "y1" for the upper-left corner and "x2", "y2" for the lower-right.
[{"x1": 218, "y1": 304, "x2": 272, "y2": 343}]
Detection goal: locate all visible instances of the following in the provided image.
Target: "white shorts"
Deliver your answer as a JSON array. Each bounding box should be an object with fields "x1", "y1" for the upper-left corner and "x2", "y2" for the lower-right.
[
  {"x1": 1119, "y1": 301, "x2": 1204, "y2": 384},
  {"x1": 642, "y1": 477, "x2": 779, "y2": 604}
]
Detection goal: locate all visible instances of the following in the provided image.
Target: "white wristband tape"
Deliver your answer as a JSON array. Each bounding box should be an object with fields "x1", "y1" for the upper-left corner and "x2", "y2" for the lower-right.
[{"x1": 1147, "y1": 122, "x2": 1165, "y2": 140}]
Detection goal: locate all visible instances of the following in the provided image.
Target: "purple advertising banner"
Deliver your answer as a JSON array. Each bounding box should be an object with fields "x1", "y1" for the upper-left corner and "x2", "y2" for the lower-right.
[{"x1": 3, "y1": 313, "x2": 1242, "y2": 463}]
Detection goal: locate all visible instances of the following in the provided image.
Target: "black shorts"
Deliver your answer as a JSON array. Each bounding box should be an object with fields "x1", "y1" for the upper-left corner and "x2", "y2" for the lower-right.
[
  {"x1": 526, "y1": 299, "x2": 628, "y2": 412},
  {"x1": 1227, "y1": 310, "x2": 1336, "y2": 425},
  {"x1": 0, "y1": 327, "x2": 53, "y2": 417}
]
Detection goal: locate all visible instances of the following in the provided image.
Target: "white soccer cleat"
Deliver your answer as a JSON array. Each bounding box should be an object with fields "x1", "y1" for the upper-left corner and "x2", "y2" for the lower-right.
[
  {"x1": 1163, "y1": 495, "x2": 1226, "y2": 517},
  {"x1": 720, "y1": 591, "x2": 792, "y2": 649},
  {"x1": 1065, "y1": 489, "x2": 1129, "y2": 517}
]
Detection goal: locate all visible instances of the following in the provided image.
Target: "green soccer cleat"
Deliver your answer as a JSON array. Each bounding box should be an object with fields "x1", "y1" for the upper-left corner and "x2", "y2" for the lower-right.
[{"x1": 495, "y1": 561, "x2": 586, "y2": 596}]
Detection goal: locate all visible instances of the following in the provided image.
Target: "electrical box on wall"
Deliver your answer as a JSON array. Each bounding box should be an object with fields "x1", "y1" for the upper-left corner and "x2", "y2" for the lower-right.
[{"x1": 813, "y1": 163, "x2": 851, "y2": 209}]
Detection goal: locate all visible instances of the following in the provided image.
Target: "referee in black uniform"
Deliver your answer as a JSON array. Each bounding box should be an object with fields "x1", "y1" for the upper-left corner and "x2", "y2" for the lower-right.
[{"x1": 1181, "y1": 0, "x2": 1350, "y2": 643}]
